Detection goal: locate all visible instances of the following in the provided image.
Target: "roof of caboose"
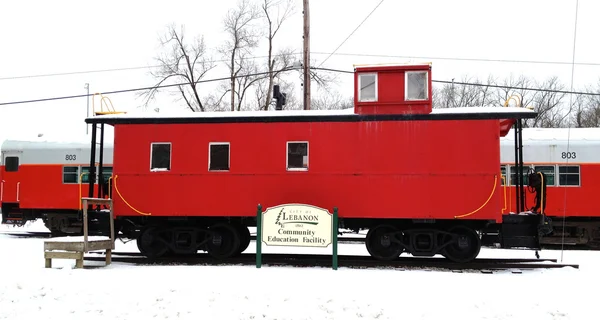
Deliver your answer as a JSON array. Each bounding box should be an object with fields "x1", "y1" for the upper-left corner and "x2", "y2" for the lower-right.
[{"x1": 85, "y1": 106, "x2": 538, "y2": 125}]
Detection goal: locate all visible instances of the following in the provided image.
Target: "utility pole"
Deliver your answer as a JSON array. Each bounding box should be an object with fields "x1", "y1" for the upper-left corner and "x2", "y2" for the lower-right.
[
  {"x1": 303, "y1": 0, "x2": 310, "y2": 110},
  {"x1": 84, "y1": 83, "x2": 90, "y2": 134}
]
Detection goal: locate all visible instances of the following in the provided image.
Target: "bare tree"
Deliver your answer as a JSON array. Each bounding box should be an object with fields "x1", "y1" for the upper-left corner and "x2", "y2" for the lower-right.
[
  {"x1": 570, "y1": 81, "x2": 600, "y2": 127},
  {"x1": 259, "y1": 0, "x2": 296, "y2": 110},
  {"x1": 253, "y1": 48, "x2": 298, "y2": 110},
  {"x1": 530, "y1": 76, "x2": 568, "y2": 127},
  {"x1": 220, "y1": 0, "x2": 262, "y2": 111},
  {"x1": 311, "y1": 86, "x2": 353, "y2": 110},
  {"x1": 138, "y1": 24, "x2": 216, "y2": 112},
  {"x1": 432, "y1": 74, "x2": 497, "y2": 109}
]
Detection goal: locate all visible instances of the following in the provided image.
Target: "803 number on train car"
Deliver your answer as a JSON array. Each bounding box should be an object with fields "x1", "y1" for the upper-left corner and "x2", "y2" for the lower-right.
[
  {"x1": 561, "y1": 151, "x2": 576, "y2": 159},
  {"x1": 65, "y1": 154, "x2": 77, "y2": 161}
]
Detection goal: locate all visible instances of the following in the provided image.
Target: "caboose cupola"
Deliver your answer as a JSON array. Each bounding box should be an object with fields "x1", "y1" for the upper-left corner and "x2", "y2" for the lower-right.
[{"x1": 353, "y1": 63, "x2": 432, "y2": 115}]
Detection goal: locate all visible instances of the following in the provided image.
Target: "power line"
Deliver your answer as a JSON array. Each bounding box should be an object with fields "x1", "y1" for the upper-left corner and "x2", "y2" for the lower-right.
[
  {"x1": 317, "y1": 0, "x2": 385, "y2": 68},
  {"x1": 0, "y1": 53, "x2": 303, "y2": 81},
  {"x1": 311, "y1": 67, "x2": 600, "y2": 96},
  {"x1": 0, "y1": 67, "x2": 299, "y2": 106},
  {"x1": 311, "y1": 52, "x2": 600, "y2": 67},
  {"x1": 3, "y1": 50, "x2": 600, "y2": 82},
  {"x1": 1, "y1": 66, "x2": 599, "y2": 107},
  {"x1": 432, "y1": 79, "x2": 600, "y2": 96}
]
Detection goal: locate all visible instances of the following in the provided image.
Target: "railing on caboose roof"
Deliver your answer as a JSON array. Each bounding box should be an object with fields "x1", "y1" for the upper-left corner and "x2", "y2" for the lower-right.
[{"x1": 91, "y1": 93, "x2": 126, "y2": 116}]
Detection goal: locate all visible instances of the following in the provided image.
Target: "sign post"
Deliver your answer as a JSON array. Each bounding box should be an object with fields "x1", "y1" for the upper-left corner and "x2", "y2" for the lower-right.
[
  {"x1": 256, "y1": 204, "x2": 263, "y2": 268},
  {"x1": 255, "y1": 203, "x2": 339, "y2": 270}
]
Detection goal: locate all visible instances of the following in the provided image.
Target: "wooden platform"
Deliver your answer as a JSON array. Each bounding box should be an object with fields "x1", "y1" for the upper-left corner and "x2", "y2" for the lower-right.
[
  {"x1": 44, "y1": 237, "x2": 112, "y2": 268},
  {"x1": 44, "y1": 198, "x2": 114, "y2": 269}
]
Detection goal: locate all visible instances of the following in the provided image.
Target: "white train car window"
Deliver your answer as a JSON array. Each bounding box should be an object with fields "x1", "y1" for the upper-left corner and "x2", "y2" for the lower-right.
[
  {"x1": 287, "y1": 142, "x2": 308, "y2": 171},
  {"x1": 534, "y1": 165, "x2": 555, "y2": 186},
  {"x1": 209, "y1": 143, "x2": 230, "y2": 171},
  {"x1": 358, "y1": 73, "x2": 377, "y2": 102},
  {"x1": 509, "y1": 165, "x2": 530, "y2": 186},
  {"x1": 150, "y1": 143, "x2": 171, "y2": 171},
  {"x1": 405, "y1": 71, "x2": 428, "y2": 101},
  {"x1": 63, "y1": 166, "x2": 79, "y2": 183},
  {"x1": 558, "y1": 165, "x2": 580, "y2": 186}
]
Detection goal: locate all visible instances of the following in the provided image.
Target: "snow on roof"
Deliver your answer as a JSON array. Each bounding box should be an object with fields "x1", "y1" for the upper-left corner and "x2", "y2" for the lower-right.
[
  {"x1": 430, "y1": 106, "x2": 536, "y2": 114},
  {"x1": 86, "y1": 106, "x2": 536, "y2": 121},
  {"x1": 502, "y1": 127, "x2": 600, "y2": 141}
]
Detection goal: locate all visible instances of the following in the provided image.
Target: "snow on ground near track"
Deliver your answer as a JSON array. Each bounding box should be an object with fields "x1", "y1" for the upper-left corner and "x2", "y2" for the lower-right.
[{"x1": 0, "y1": 220, "x2": 598, "y2": 320}]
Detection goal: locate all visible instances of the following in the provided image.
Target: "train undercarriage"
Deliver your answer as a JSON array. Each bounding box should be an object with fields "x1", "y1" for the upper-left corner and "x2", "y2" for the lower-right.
[
  {"x1": 73, "y1": 214, "x2": 543, "y2": 264},
  {"x1": 4, "y1": 205, "x2": 600, "y2": 255}
]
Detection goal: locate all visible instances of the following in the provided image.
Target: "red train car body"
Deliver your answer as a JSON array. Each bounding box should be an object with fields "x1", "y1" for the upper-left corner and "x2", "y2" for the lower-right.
[
  {"x1": 0, "y1": 138, "x2": 113, "y2": 233},
  {"x1": 79, "y1": 63, "x2": 542, "y2": 262},
  {"x1": 500, "y1": 128, "x2": 600, "y2": 247}
]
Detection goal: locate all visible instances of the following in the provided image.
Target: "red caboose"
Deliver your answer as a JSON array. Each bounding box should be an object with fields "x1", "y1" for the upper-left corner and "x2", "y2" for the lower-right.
[{"x1": 84, "y1": 63, "x2": 541, "y2": 262}]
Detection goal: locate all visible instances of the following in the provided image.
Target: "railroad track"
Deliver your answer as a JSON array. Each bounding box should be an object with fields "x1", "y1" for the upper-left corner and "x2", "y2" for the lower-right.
[{"x1": 85, "y1": 252, "x2": 579, "y2": 273}]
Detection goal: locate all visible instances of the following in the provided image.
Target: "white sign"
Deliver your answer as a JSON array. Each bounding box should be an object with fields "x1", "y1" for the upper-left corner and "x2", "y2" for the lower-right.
[{"x1": 262, "y1": 204, "x2": 332, "y2": 248}]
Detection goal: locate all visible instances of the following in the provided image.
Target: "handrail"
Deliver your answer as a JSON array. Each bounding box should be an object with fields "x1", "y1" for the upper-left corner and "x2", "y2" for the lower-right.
[
  {"x1": 501, "y1": 175, "x2": 507, "y2": 213},
  {"x1": 92, "y1": 93, "x2": 115, "y2": 114},
  {"x1": 503, "y1": 94, "x2": 522, "y2": 108},
  {"x1": 1, "y1": 180, "x2": 4, "y2": 202},
  {"x1": 107, "y1": 175, "x2": 113, "y2": 199},
  {"x1": 454, "y1": 174, "x2": 498, "y2": 219},
  {"x1": 538, "y1": 172, "x2": 545, "y2": 215},
  {"x1": 78, "y1": 172, "x2": 89, "y2": 210},
  {"x1": 16, "y1": 182, "x2": 20, "y2": 202},
  {"x1": 113, "y1": 175, "x2": 151, "y2": 216}
]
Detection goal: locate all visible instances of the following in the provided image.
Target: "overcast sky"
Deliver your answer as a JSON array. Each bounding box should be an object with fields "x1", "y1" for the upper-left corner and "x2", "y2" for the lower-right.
[{"x1": 0, "y1": 0, "x2": 597, "y2": 139}]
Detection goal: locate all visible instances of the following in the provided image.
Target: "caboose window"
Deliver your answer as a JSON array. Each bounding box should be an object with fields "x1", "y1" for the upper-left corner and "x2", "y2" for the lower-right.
[
  {"x1": 405, "y1": 71, "x2": 428, "y2": 101},
  {"x1": 358, "y1": 73, "x2": 377, "y2": 102},
  {"x1": 287, "y1": 142, "x2": 308, "y2": 171},
  {"x1": 209, "y1": 143, "x2": 230, "y2": 171},
  {"x1": 5, "y1": 156, "x2": 19, "y2": 172},
  {"x1": 558, "y1": 165, "x2": 580, "y2": 186},
  {"x1": 151, "y1": 143, "x2": 171, "y2": 171}
]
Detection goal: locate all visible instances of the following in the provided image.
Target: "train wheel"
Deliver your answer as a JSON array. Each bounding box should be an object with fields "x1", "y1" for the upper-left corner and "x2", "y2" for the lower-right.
[
  {"x1": 137, "y1": 227, "x2": 169, "y2": 259},
  {"x1": 365, "y1": 224, "x2": 404, "y2": 261},
  {"x1": 206, "y1": 223, "x2": 241, "y2": 259},
  {"x1": 440, "y1": 226, "x2": 481, "y2": 263},
  {"x1": 235, "y1": 224, "x2": 251, "y2": 254}
]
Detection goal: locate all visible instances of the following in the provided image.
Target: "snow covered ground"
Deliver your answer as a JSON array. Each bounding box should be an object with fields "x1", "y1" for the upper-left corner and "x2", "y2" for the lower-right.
[{"x1": 0, "y1": 220, "x2": 597, "y2": 319}]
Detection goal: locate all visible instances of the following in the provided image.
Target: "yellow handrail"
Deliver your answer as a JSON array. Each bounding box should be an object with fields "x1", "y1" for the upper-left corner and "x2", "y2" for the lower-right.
[
  {"x1": 107, "y1": 175, "x2": 113, "y2": 199},
  {"x1": 503, "y1": 94, "x2": 522, "y2": 108},
  {"x1": 454, "y1": 174, "x2": 498, "y2": 219},
  {"x1": 113, "y1": 175, "x2": 151, "y2": 216},
  {"x1": 501, "y1": 175, "x2": 507, "y2": 213},
  {"x1": 91, "y1": 93, "x2": 116, "y2": 114},
  {"x1": 78, "y1": 172, "x2": 89, "y2": 210},
  {"x1": 537, "y1": 172, "x2": 545, "y2": 214}
]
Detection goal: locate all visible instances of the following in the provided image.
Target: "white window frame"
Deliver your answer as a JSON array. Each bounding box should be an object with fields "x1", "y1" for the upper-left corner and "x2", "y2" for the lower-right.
[
  {"x1": 557, "y1": 165, "x2": 580, "y2": 187},
  {"x1": 150, "y1": 142, "x2": 172, "y2": 172},
  {"x1": 208, "y1": 142, "x2": 230, "y2": 172},
  {"x1": 405, "y1": 71, "x2": 429, "y2": 101},
  {"x1": 358, "y1": 73, "x2": 378, "y2": 102},
  {"x1": 533, "y1": 165, "x2": 556, "y2": 187},
  {"x1": 286, "y1": 141, "x2": 309, "y2": 171},
  {"x1": 62, "y1": 165, "x2": 113, "y2": 184}
]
